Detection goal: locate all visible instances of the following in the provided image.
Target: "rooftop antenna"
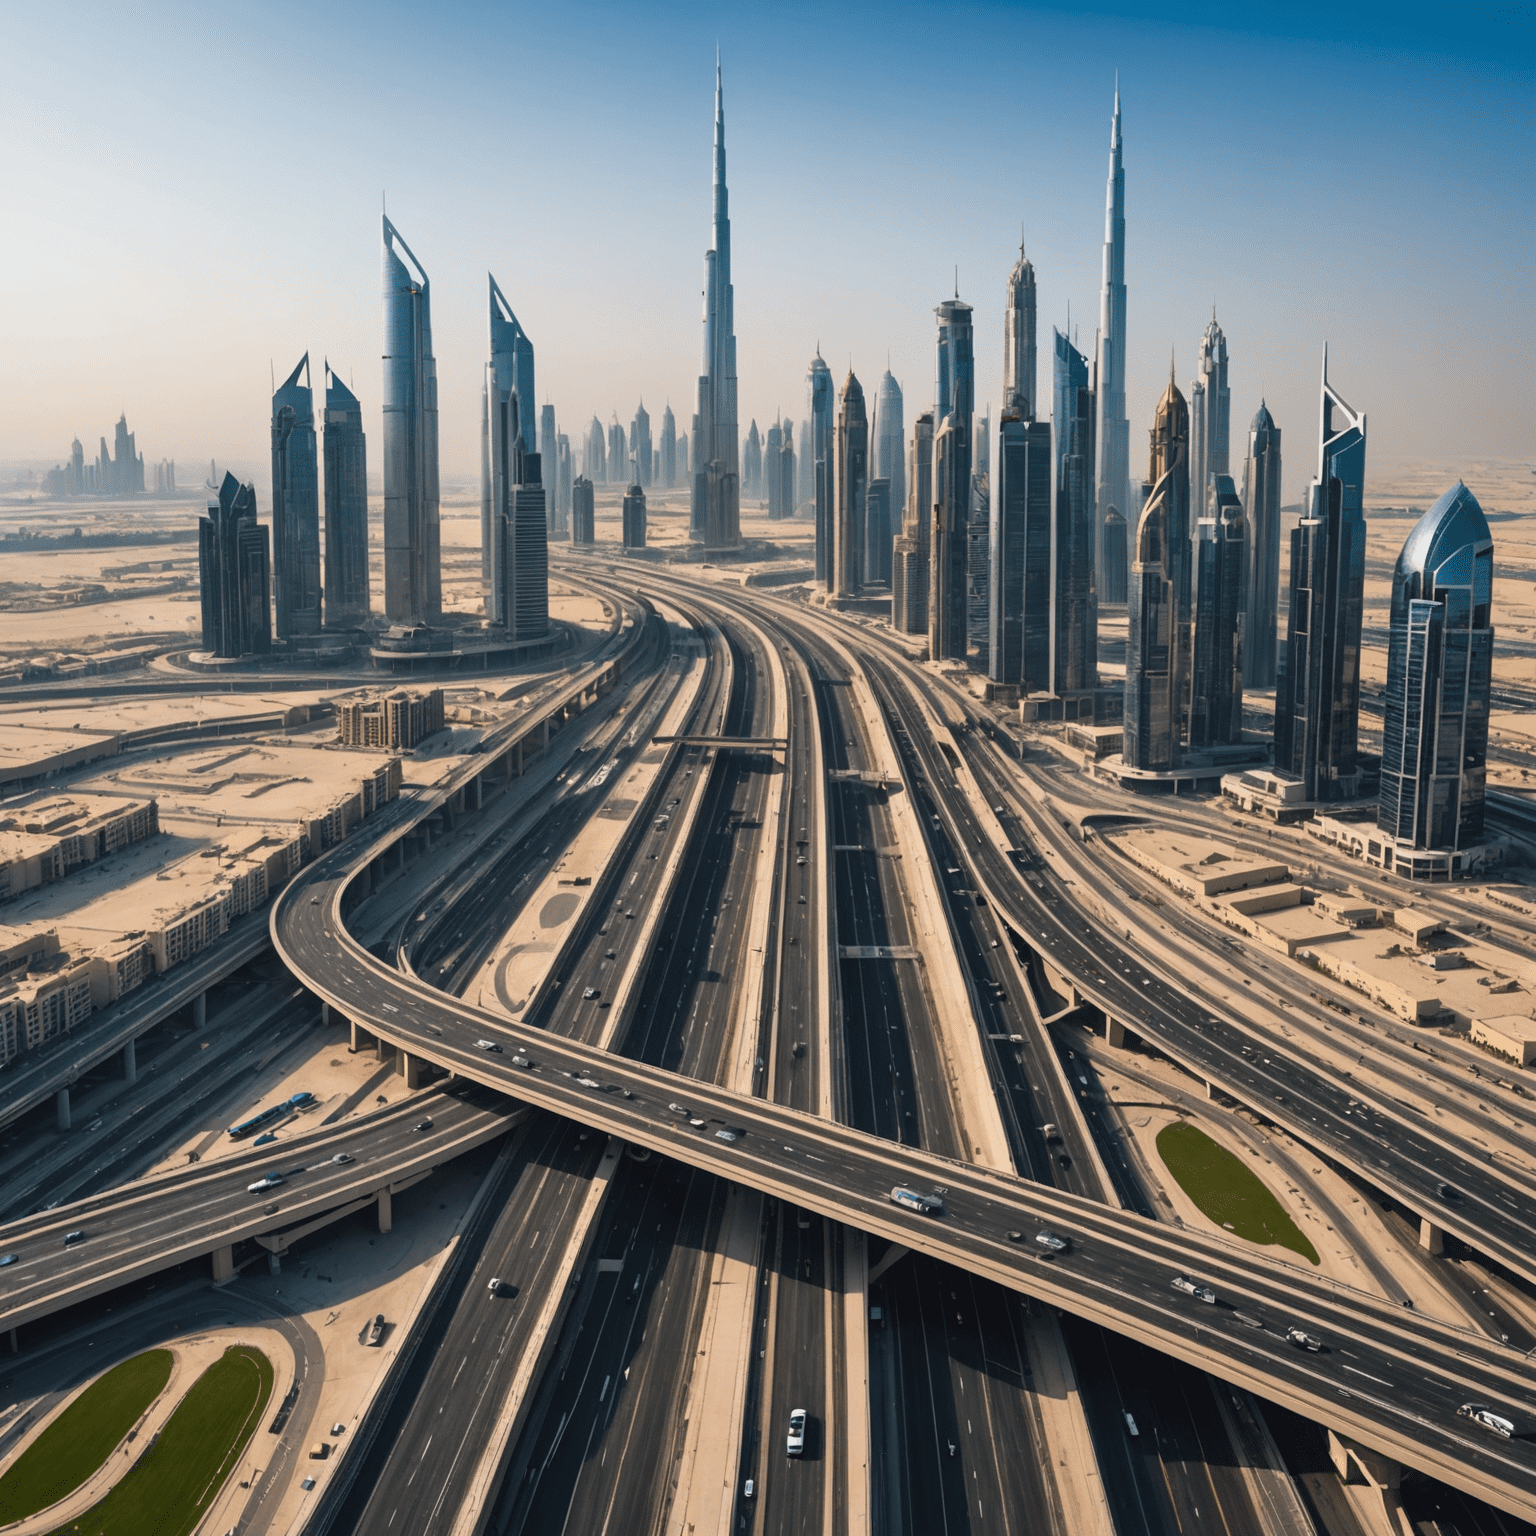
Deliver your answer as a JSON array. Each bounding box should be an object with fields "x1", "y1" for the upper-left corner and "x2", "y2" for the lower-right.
[
  {"x1": 954, "y1": 266, "x2": 959, "y2": 299},
  {"x1": 270, "y1": 359, "x2": 275, "y2": 394}
]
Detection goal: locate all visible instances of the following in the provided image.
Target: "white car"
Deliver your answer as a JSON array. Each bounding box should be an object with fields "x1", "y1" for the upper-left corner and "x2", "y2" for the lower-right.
[
  {"x1": 1286, "y1": 1326, "x2": 1324, "y2": 1352},
  {"x1": 330, "y1": 1152, "x2": 354, "y2": 1166},
  {"x1": 889, "y1": 1187, "x2": 944, "y2": 1216},
  {"x1": 474, "y1": 1039, "x2": 503, "y2": 1053},
  {"x1": 248, "y1": 1174, "x2": 284, "y2": 1193},
  {"x1": 1170, "y1": 1275, "x2": 1216, "y2": 1304},
  {"x1": 786, "y1": 1409, "x2": 807, "y2": 1457},
  {"x1": 1458, "y1": 1402, "x2": 1517, "y2": 1438},
  {"x1": 1034, "y1": 1229, "x2": 1069, "y2": 1254}
]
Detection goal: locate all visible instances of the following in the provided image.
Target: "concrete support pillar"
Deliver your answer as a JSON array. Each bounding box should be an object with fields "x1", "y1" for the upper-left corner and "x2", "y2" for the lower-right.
[
  {"x1": 321, "y1": 1000, "x2": 331, "y2": 1028},
  {"x1": 1328, "y1": 1429, "x2": 1400, "y2": 1490},
  {"x1": 468, "y1": 777, "x2": 482, "y2": 810},
  {"x1": 400, "y1": 1051, "x2": 424, "y2": 1089},
  {"x1": 55, "y1": 1087, "x2": 71, "y2": 1132},
  {"x1": 192, "y1": 991, "x2": 207, "y2": 1030},
  {"x1": 350, "y1": 1020, "x2": 376, "y2": 1055},
  {"x1": 396, "y1": 842, "x2": 406, "y2": 873},
  {"x1": 1105, "y1": 1017, "x2": 1126, "y2": 1049},
  {"x1": 211, "y1": 1244, "x2": 235, "y2": 1283},
  {"x1": 377, "y1": 1186, "x2": 393, "y2": 1233},
  {"x1": 122, "y1": 1038, "x2": 137, "y2": 1084},
  {"x1": 355, "y1": 862, "x2": 372, "y2": 898},
  {"x1": 1420, "y1": 1217, "x2": 1445, "y2": 1255},
  {"x1": 7, "y1": 1327, "x2": 17, "y2": 1353},
  {"x1": 267, "y1": 1252, "x2": 282, "y2": 1276},
  {"x1": 541, "y1": 718, "x2": 550, "y2": 749}
]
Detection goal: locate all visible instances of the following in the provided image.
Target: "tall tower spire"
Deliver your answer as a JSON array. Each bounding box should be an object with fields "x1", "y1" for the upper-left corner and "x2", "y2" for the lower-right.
[
  {"x1": 691, "y1": 59, "x2": 740, "y2": 548},
  {"x1": 1095, "y1": 83, "x2": 1130, "y2": 602}
]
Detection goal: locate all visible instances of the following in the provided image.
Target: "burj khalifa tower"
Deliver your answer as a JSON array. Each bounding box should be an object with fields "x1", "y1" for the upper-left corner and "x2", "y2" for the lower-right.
[{"x1": 690, "y1": 61, "x2": 741, "y2": 550}]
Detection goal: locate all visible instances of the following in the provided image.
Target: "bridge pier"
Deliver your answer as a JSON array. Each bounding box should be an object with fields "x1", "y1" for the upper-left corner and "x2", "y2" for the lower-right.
[
  {"x1": 1420, "y1": 1217, "x2": 1445, "y2": 1255},
  {"x1": 122, "y1": 1039, "x2": 137, "y2": 1084},
  {"x1": 191, "y1": 991, "x2": 206, "y2": 1030},
  {"x1": 1104, "y1": 1016, "x2": 1126, "y2": 1049},
  {"x1": 55, "y1": 1087, "x2": 71, "y2": 1132},
  {"x1": 1328, "y1": 1429, "x2": 1400, "y2": 1490},
  {"x1": 468, "y1": 776, "x2": 482, "y2": 811},
  {"x1": 350, "y1": 1020, "x2": 376, "y2": 1055},
  {"x1": 541, "y1": 718, "x2": 550, "y2": 749},
  {"x1": 399, "y1": 1051, "x2": 425, "y2": 1089},
  {"x1": 211, "y1": 1244, "x2": 235, "y2": 1283},
  {"x1": 7, "y1": 1327, "x2": 16, "y2": 1353},
  {"x1": 377, "y1": 1186, "x2": 393, "y2": 1233}
]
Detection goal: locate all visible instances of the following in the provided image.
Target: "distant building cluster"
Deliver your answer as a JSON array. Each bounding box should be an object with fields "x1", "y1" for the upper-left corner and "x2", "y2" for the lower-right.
[
  {"x1": 0, "y1": 795, "x2": 159, "y2": 904},
  {"x1": 42, "y1": 416, "x2": 149, "y2": 497},
  {"x1": 337, "y1": 688, "x2": 445, "y2": 750}
]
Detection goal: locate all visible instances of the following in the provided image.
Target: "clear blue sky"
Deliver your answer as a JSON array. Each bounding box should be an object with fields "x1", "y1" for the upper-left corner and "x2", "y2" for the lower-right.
[{"x1": 5, "y1": 1, "x2": 1531, "y2": 504}]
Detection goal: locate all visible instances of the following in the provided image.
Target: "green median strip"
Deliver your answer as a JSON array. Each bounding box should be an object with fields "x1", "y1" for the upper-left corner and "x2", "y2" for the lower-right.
[
  {"x1": 0, "y1": 1348, "x2": 172, "y2": 1524},
  {"x1": 60, "y1": 1344, "x2": 274, "y2": 1536},
  {"x1": 1156, "y1": 1120, "x2": 1320, "y2": 1266}
]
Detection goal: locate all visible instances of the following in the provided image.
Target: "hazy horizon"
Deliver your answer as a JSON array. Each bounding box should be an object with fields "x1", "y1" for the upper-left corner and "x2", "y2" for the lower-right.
[{"x1": 5, "y1": 1, "x2": 1530, "y2": 514}]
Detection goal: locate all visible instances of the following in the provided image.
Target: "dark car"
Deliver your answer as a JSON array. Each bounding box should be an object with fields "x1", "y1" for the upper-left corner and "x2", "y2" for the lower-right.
[{"x1": 414, "y1": 1118, "x2": 434, "y2": 1133}]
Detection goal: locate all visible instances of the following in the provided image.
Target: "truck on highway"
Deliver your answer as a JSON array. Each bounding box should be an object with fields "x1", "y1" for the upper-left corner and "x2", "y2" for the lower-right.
[
  {"x1": 227, "y1": 1092, "x2": 313, "y2": 1140},
  {"x1": 1458, "y1": 1402, "x2": 1519, "y2": 1438},
  {"x1": 889, "y1": 1187, "x2": 945, "y2": 1216}
]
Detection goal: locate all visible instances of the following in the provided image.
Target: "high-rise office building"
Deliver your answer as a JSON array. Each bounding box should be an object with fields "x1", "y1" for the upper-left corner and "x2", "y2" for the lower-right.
[
  {"x1": 873, "y1": 371, "x2": 906, "y2": 519},
  {"x1": 1094, "y1": 87, "x2": 1130, "y2": 611},
  {"x1": 100, "y1": 416, "x2": 145, "y2": 495},
  {"x1": 540, "y1": 404, "x2": 559, "y2": 528},
  {"x1": 571, "y1": 475, "x2": 595, "y2": 544},
  {"x1": 690, "y1": 62, "x2": 740, "y2": 548},
  {"x1": 1101, "y1": 508, "x2": 1128, "y2": 604},
  {"x1": 1189, "y1": 311, "x2": 1230, "y2": 518},
  {"x1": 1377, "y1": 481, "x2": 1493, "y2": 863},
  {"x1": 743, "y1": 420, "x2": 762, "y2": 500},
  {"x1": 1187, "y1": 475, "x2": 1246, "y2": 748},
  {"x1": 834, "y1": 372, "x2": 868, "y2": 598},
  {"x1": 929, "y1": 297, "x2": 974, "y2": 660},
  {"x1": 988, "y1": 411, "x2": 1053, "y2": 690},
  {"x1": 1003, "y1": 241, "x2": 1038, "y2": 418},
  {"x1": 485, "y1": 274, "x2": 546, "y2": 638},
  {"x1": 480, "y1": 276, "x2": 535, "y2": 597},
  {"x1": 773, "y1": 421, "x2": 796, "y2": 522},
  {"x1": 764, "y1": 421, "x2": 782, "y2": 514},
  {"x1": 554, "y1": 435, "x2": 572, "y2": 535},
  {"x1": 622, "y1": 483, "x2": 648, "y2": 549},
  {"x1": 865, "y1": 478, "x2": 892, "y2": 587},
  {"x1": 1053, "y1": 329, "x2": 1097, "y2": 695},
  {"x1": 322, "y1": 365, "x2": 370, "y2": 630},
  {"x1": 1123, "y1": 375, "x2": 1188, "y2": 772},
  {"x1": 892, "y1": 412, "x2": 934, "y2": 636},
  {"x1": 659, "y1": 405, "x2": 677, "y2": 489},
  {"x1": 1241, "y1": 402, "x2": 1282, "y2": 688},
  {"x1": 677, "y1": 431, "x2": 689, "y2": 482},
  {"x1": 271, "y1": 352, "x2": 321, "y2": 640},
  {"x1": 969, "y1": 408, "x2": 992, "y2": 658},
  {"x1": 607, "y1": 418, "x2": 627, "y2": 485},
  {"x1": 584, "y1": 417, "x2": 606, "y2": 482},
  {"x1": 381, "y1": 215, "x2": 441, "y2": 628},
  {"x1": 808, "y1": 351, "x2": 835, "y2": 581},
  {"x1": 631, "y1": 401, "x2": 652, "y2": 486},
  {"x1": 1275, "y1": 354, "x2": 1367, "y2": 801},
  {"x1": 198, "y1": 472, "x2": 271, "y2": 658}
]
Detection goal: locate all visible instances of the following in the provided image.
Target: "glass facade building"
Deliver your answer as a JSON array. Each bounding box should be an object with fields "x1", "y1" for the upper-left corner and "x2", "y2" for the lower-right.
[
  {"x1": 323, "y1": 366, "x2": 370, "y2": 630},
  {"x1": 270, "y1": 352, "x2": 321, "y2": 640}
]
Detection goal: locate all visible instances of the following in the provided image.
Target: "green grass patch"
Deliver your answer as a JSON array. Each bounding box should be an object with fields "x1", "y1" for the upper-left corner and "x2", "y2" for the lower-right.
[
  {"x1": 0, "y1": 1347, "x2": 172, "y2": 1523},
  {"x1": 1157, "y1": 1120, "x2": 1320, "y2": 1265},
  {"x1": 62, "y1": 1344, "x2": 274, "y2": 1536}
]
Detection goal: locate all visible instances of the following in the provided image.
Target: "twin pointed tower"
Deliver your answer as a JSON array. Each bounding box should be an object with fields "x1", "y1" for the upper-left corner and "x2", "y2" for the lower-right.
[{"x1": 690, "y1": 60, "x2": 741, "y2": 550}]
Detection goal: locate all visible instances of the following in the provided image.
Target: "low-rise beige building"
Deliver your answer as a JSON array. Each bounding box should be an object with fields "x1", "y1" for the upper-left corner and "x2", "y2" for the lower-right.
[
  {"x1": 0, "y1": 793, "x2": 158, "y2": 903},
  {"x1": 1471, "y1": 1016, "x2": 1536, "y2": 1068},
  {"x1": 1114, "y1": 828, "x2": 1289, "y2": 900}
]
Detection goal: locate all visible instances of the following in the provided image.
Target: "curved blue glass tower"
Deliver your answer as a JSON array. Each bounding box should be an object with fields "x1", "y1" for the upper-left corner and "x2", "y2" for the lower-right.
[{"x1": 1378, "y1": 482, "x2": 1493, "y2": 856}]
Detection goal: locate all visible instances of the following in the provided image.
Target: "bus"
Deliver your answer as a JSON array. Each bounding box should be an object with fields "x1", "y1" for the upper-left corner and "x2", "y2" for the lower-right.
[{"x1": 227, "y1": 1092, "x2": 313, "y2": 1140}]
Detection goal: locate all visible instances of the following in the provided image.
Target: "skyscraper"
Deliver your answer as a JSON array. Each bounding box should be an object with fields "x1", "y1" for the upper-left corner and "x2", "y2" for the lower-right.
[
  {"x1": 690, "y1": 62, "x2": 740, "y2": 549},
  {"x1": 1377, "y1": 482, "x2": 1493, "y2": 864},
  {"x1": 1189, "y1": 311, "x2": 1230, "y2": 517},
  {"x1": 988, "y1": 410, "x2": 1053, "y2": 690},
  {"x1": 1187, "y1": 476, "x2": 1246, "y2": 748},
  {"x1": 322, "y1": 365, "x2": 370, "y2": 630},
  {"x1": 1094, "y1": 86, "x2": 1130, "y2": 610},
  {"x1": 1241, "y1": 402, "x2": 1282, "y2": 688},
  {"x1": 1003, "y1": 241, "x2": 1038, "y2": 418},
  {"x1": 743, "y1": 420, "x2": 762, "y2": 500},
  {"x1": 198, "y1": 472, "x2": 270, "y2": 659},
  {"x1": 622, "y1": 483, "x2": 648, "y2": 549},
  {"x1": 584, "y1": 417, "x2": 606, "y2": 482},
  {"x1": 659, "y1": 405, "x2": 677, "y2": 489},
  {"x1": 765, "y1": 421, "x2": 783, "y2": 514},
  {"x1": 271, "y1": 352, "x2": 321, "y2": 640},
  {"x1": 774, "y1": 421, "x2": 796, "y2": 522},
  {"x1": 555, "y1": 435, "x2": 572, "y2": 535},
  {"x1": 1123, "y1": 375, "x2": 1188, "y2": 772},
  {"x1": 1100, "y1": 509, "x2": 1128, "y2": 604},
  {"x1": 892, "y1": 412, "x2": 934, "y2": 636},
  {"x1": 834, "y1": 372, "x2": 868, "y2": 598},
  {"x1": 571, "y1": 475, "x2": 595, "y2": 544},
  {"x1": 930, "y1": 297, "x2": 974, "y2": 660},
  {"x1": 608, "y1": 419, "x2": 627, "y2": 485},
  {"x1": 381, "y1": 215, "x2": 440, "y2": 628},
  {"x1": 808, "y1": 351, "x2": 834, "y2": 581},
  {"x1": 969, "y1": 408, "x2": 992, "y2": 658},
  {"x1": 1275, "y1": 354, "x2": 1367, "y2": 801},
  {"x1": 481, "y1": 275, "x2": 535, "y2": 598},
  {"x1": 485, "y1": 274, "x2": 545, "y2": 638},
  {"x1": 865, "y1": 478, "x2": 892, "y2": 587},
  {"x1": 540, "y1": 404, "x2": 559, "y2": 528},
  {"x1": 1053, "y1": 329, "x2": 1097, "y2": 696},
  {"x1": 631, "y1": 401, "x2": 652, "y2": 486},
  {"x1": 873, "y1": 371, "x2": 906, "y2": 519}
]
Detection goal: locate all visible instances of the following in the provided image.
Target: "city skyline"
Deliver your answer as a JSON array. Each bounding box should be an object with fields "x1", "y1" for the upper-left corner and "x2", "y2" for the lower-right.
[{"x1": 6, "y1": 7, "x2": 1527, "y2": 503}]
